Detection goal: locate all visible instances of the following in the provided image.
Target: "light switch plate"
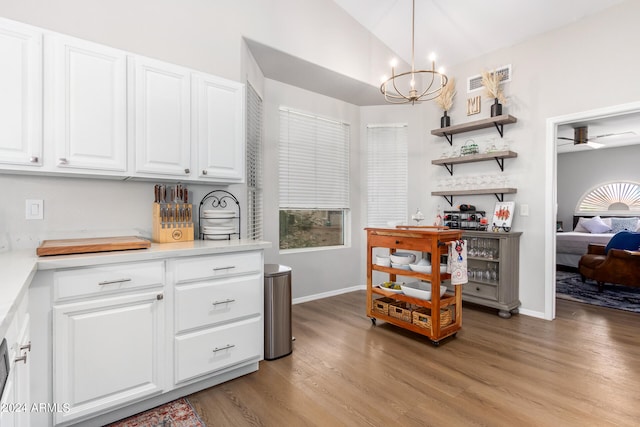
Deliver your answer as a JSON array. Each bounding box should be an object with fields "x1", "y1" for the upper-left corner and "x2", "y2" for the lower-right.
[
  {"x1": 520, "y1": 204, "x2": 529, "y2": 217},
  {"x1": 26, "y1": 199, "x2": 44, "y2": 220}
]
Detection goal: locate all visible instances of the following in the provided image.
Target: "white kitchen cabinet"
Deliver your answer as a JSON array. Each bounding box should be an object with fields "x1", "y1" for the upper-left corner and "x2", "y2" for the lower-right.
[
  {"x1": 0, "y1": 292, "x2": 31, "y2": 427},
  {"x1": 52, "y1": 262, "x2": 165, "y2": 425},
  {"x1": 192, "y1": 73, "x2": 245, "y2": 182},
  {"x1": 46, "y1": 34, "x2": 127, "y2": 173},
  {"x1": 0, "y1": 19, "x2": 42, "y2": 168},
  {"x1": 172, "y1": 251, "x2": 263, "y2": 385},
  {"x1": 132, "y1": 56, "x2": 192, "y2": 178}
]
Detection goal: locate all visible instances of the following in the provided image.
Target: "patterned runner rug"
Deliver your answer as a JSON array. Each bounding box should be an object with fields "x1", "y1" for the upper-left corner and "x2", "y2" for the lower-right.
[
  {"x1": 556, "y1": 271, "x2": 640, "y2": 313},
  {"x1": 106, "y1": 398, "x2": 205, "y2": 427}
]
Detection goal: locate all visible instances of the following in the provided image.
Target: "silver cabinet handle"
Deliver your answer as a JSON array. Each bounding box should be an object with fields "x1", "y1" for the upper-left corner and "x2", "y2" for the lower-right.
[
  {"x1": 30, "y1": 156, "x2": 39, "y2": 163},
  {"x1": 212, "y1": 344, "x2": 235, "y2": 353},
  {"x1": 202, "y1": 170, "x2": 208, "y2": 175},
  {"x1": 20, "y1": 341, "x2": 31, "y2": 352},
  {"x1": 212, "y1": 298, "x2": 235, "y2": 306},
  {"x1": 213, "y1": 266, "x2": 236, "y2": 271},
  {"x1": 184, "y1": 168, "x2": 190, "y2": 174},
  {"x1": 98, "y1": 278, "x2": 132, "y2": 286},
  {"x1": 58, "y1": 157, "x2": 68, "y2": 165},
  {"x1": 15, "y1": 353, "x2": 27, "y2": 364}
]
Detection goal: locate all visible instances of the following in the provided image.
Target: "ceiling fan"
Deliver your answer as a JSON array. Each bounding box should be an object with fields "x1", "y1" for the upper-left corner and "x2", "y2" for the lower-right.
[{"x1": 557, "y1": 126, "x2": 635, "y2": 149}]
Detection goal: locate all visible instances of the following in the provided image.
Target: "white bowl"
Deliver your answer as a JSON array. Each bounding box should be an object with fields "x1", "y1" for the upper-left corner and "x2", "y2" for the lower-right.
[
  {"x1": 389, "y1": 252, "x2": 416, "y2": 265},
  {"x1": 375, "y1": 256, "x2": 390, "y2": 267},
  {"x1": 400, "y1": 282, "x2": 447, "y2": 301},
  {"x1": 391, "y1": 262, "x2": 411, "y2": 270},
  {"x1": 409, "y1": 263, "x2": 431, "y2": 273}
]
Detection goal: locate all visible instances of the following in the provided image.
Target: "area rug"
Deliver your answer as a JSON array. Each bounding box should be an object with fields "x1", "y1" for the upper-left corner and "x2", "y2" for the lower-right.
[
  {"x1": 556, "y1": 271, "x2": 640, "y2": 313},
  {"x1": 106, "y1": 398, "x2": 205, "y2": 427}
]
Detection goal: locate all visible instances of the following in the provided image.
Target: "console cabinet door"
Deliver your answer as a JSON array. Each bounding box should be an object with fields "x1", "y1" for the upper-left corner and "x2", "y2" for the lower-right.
[
  {"x1": 193, "y1": 73, "x2": 245, "y2": 182},
  {"x1": 0, "y1": 19, "x2": 42, "y2": 168},
  {"x1": 47, "y1": 34, "x2": 127, "y2": 173},
  {"x1": 53, "y1": 291, "x2": 164, "y2": 425},
  {"x1": 132, "y1": 56, "x2": 191, "y2": 177}
]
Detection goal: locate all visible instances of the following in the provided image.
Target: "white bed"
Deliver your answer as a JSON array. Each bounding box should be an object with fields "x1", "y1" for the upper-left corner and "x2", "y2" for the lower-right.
[{"x1": 556, "y1": 231, "x2": 613, "y2": 268}]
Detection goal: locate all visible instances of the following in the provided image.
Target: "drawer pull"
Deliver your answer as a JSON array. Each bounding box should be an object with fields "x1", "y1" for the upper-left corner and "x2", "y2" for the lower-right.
[
  {"x1": 98, "y1": 278, "x2": 132, "y2": 286},
  {"x1": 212, "y1": 344, "x2": 235, "y2": 353},
  {"x1": 20, "y1": 341, "x2": 31, "y2": 352},
  {"x1": 213, "y1": 266, "x2": 236, "y2": 271},
  {"x1": 15, "y1": 353, "x2": 27, "y2": 364},
  {"x1": 212, "y1": 298, "x2": 235, "y2": 306}
]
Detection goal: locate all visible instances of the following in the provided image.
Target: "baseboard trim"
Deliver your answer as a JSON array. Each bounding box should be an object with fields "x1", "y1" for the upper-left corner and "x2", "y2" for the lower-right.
[{"x1": 293, "y1": 285, "x2": 366, "y2": 305}]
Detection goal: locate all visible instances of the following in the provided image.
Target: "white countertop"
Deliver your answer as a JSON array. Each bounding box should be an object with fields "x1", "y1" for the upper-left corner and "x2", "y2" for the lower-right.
[{"x1": 0, "y1": 239, "x2": 271, "y2": 340}]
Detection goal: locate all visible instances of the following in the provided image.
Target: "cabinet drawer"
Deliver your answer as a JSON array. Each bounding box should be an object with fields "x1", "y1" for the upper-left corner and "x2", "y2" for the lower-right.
[
  {"x1": 173, "y1": 251, "x2": 262, "y2": 283},
  {"x1": 54, "y1": 261, "x2": 164, "y2": 301},
  {"x1": 463, "y1": 282, "x2": 498, "y2": 301},
  {"x1": 175, "y1": 274, "x2": 262, "y2": 332},
  {"x1": 174, "y1": 317, "x2": 261, "y2": 384}
]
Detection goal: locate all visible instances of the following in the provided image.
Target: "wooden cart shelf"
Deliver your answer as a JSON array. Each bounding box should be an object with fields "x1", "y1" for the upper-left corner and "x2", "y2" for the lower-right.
[{"x1": 366, "y1": 226, "x2": 464, "y2": 345}]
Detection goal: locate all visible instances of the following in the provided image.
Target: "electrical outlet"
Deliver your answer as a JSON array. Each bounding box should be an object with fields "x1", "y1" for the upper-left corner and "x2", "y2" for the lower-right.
[{"x1": 26, "y1": 199, "x2": 44, "y2": 220}]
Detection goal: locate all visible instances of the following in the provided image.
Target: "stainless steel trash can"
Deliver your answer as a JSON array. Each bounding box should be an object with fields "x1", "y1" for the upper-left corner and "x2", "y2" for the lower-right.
[{"x1": 264, "y1": 264, "x2": 293, "y2": 360}]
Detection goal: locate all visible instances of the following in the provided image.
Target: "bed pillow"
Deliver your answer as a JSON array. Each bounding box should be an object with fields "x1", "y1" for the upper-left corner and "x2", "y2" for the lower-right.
[
  {"x1": 573, "y1": 217, "x2": 590, "y2": 232},
  {"x1": 581, "y1": 216, "x2": 611, "y2": 234},
  {"x1": 605, "y1": 231, "x2": 640, "y2": 254},
  {"x1": 610, "y1": 217, "x2": 639, "y2": 234}
]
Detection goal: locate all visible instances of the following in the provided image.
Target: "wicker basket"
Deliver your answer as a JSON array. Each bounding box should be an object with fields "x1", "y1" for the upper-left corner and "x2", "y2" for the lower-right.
[
  {"x1": 372, "y1": 297, "x2": 395, "y2": 316},
  {"x1": 412, "y1": 306, "x2": 454, "y2": 330},
  {"x1": 388, "y1": 301, "x2": 413, "y2": 322}
]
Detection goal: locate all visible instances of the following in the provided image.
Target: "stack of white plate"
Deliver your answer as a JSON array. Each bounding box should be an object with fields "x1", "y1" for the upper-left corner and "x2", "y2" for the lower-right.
[
  {"x1": 201, "y1": 221, "x2": 236, "y2": 240},
  {"x1": 202, "y1": 210, "x2": 236, "y2": 227}
]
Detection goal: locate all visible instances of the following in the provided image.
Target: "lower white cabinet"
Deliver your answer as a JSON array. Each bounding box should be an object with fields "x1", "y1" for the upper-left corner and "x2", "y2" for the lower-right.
[{"x1": 52, "y1": 262, "x2": 165, "y2": 425}]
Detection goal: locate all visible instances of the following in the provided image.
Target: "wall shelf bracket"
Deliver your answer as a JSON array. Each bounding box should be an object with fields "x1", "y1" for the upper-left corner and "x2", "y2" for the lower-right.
[
  {"x1": 442, "y1": 195, "x2": 454, "y2": 206},
  {"x1": 493, "y1": 122, "x2": 505, "y2": 137},
  {"x1": 494, "y1": 193, "x2": 505, "y2": 202},
  {"x1": 443, "y1": 133, "x2": 453, "y2": 145},
  {"x1": 494, "y1": 157, "x2": 505, "y2": 171},
  {"x1": 444, "y1": 163, "x2": 453, "y2": 175}
]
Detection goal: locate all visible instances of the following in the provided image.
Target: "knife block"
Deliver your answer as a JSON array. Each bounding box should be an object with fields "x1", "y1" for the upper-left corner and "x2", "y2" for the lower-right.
[{"x1": 152, "y1": 203, "x2": 194, "y2": 243}]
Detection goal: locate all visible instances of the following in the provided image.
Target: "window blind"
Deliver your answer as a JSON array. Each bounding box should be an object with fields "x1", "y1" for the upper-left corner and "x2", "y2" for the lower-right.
[
  {"x1": 279, "y1": 108, "x2": 350, "y2": 209},
  {"x1": 246, "y1": 82, "x2": 263, "y2": 240},
  {"x1": 367, "y1": 124, "x2": 408, "y2": 227}
]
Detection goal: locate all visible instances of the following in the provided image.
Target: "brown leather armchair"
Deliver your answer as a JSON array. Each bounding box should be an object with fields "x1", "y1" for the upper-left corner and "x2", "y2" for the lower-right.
[{"x1": 578, "y1": 243, "x2": 640, "y2": 291}]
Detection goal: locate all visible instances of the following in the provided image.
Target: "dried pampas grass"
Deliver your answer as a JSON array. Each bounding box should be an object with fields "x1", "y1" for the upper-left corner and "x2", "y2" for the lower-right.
[
  {"x1": 481, "y1": 70, "x2": 506, "y2": 104},
  {"x1": 435, "y1": 77, "x2": 456, "y2": 112}
]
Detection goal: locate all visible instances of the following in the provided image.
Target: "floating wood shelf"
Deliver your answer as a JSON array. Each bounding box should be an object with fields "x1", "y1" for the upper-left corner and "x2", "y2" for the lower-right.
[
  {"x1": 431, "y1": 188, "x2": 517, "y2": 206},
  {"x1": 431, "y1": 114, "x2": 517, "y2": 144},
  {"x1": 432, "y1": 150, "x2": 518, "y2": 175}
]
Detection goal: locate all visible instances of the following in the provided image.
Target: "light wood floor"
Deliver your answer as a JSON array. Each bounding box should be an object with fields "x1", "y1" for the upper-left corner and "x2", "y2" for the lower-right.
[{"x1": 188, "y1": 291, "x2": 640, "y2": 426}]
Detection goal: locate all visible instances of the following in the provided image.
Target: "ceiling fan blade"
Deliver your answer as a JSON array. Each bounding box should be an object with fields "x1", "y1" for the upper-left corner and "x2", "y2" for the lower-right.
[
  {"x1": 593, "y1": 131, "x2": 636, "y2": 139},
  {"x1": 557, "y1": 136, "x2": 575, "y2": 141},
  {"x1": 586, "y1": 141, "x2": 604, "y2": 149}
]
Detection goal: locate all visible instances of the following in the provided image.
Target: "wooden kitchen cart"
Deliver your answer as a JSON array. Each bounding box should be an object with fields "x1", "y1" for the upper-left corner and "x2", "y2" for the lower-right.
[{"x1": 366, "y1": 227, "x2": 464, "y2": 345}]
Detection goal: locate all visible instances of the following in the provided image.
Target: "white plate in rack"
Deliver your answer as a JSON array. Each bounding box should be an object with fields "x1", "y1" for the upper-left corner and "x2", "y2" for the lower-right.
[
  {"x1": 202, "y1": 218, "x2": 234, "y2": 226},
  {"x1": 203, "y1": 210, "x2": 235, "y2": 219},
  {"x1": 202, "y1": 225, "x2": 236, "y2": 234},
  {"x1": 203, "y1": 234, "x2": 231, "y2": 240}
]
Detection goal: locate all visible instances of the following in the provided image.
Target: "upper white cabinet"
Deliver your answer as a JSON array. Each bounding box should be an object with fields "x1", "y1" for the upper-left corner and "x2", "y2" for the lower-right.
[
  {"x1": 132, "y1": 56, "x2": 192, "y2": 178},
  {"x1": 0, "y1": 19, "x2": 42, "y2": 168},
  {"x1": 46, "y1": 34, "x2": 128, "y2": 173},
  {"x1": 193, "y1": 73, "x2": 245, "y2": 183}
]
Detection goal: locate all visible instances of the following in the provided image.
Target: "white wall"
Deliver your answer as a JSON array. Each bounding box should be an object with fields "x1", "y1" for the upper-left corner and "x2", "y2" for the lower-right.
[
  {"x1": 262, "y1": 79, "x2": 362, "y2": 300},
  {"x1": 557, "y1": 145, "x2": 640, "y2": 228}
]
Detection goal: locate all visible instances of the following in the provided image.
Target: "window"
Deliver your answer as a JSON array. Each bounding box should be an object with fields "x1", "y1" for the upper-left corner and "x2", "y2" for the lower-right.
[
  {"x1": 367, "y1": 124, "x2": 408, "y2": 226},
  {"x1": 279, "y1": 107, "x2": 350, "y2": 250},
  {"x1": 246, "y1": 82, "x2": 263, "y2": 240},
  {"x1": 577, "y1": 181, "x2": 640, "y2": 214}
]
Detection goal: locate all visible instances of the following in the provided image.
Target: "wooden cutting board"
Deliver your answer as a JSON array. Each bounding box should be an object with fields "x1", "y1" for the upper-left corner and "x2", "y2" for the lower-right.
[{"x1": 36, "y1": 236, "x2": 151, "y2": 256}]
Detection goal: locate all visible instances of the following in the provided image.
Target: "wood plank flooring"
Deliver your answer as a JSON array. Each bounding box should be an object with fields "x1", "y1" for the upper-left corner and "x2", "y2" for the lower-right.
[{"x1": 188, "y1": 291, "x2": 640, "y2": 426}]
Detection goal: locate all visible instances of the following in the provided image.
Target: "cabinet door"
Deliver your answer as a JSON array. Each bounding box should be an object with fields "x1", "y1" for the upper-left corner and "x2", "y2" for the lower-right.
[
  {"x1": 132, "y1": 56, "x2": 191, "y2": 177},
  {"x1": 13, "y1": 316, "x2": 30, "y2": 427},
  {"x1": 0, "y1": 19, "x2": 42, "y2": 168},
  {"x1": 193, "y1": 73, "x2": 245, "y2": 182},
  {"x1": 47, "y1": 34, "x2": 127, "y2": 172},
  {"x1": 53, "y1": 291, "x2": 164, "y2": 425}
]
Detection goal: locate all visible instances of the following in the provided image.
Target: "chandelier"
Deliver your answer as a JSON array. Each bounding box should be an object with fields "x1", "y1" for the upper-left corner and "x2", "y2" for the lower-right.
[{"x1": 380, "y1": 0, "x2": 448, "y2": 104}]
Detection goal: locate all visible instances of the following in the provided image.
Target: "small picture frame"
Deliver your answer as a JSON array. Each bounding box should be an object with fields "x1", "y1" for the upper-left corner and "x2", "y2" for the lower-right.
[
  {"x1": 556, "y1": 221, "x2": 563, "y2": 232},
  {"x1": 491, "y1": 201, "x2": 515, "y2": 232}
]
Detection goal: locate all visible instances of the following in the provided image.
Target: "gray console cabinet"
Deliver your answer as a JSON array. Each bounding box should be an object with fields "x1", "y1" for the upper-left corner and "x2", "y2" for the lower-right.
[{"x1": 446, "y1": 231, "x2": 522, "y2": 318}]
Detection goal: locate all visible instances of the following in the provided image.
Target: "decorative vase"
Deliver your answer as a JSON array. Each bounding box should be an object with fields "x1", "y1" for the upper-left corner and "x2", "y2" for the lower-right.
[
  {"x1": 440, "y1": 111, "x2": 450, "y2": 128},
  {"x1": 490, "y1": 98, "x2": 502, "y2": 117}
]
